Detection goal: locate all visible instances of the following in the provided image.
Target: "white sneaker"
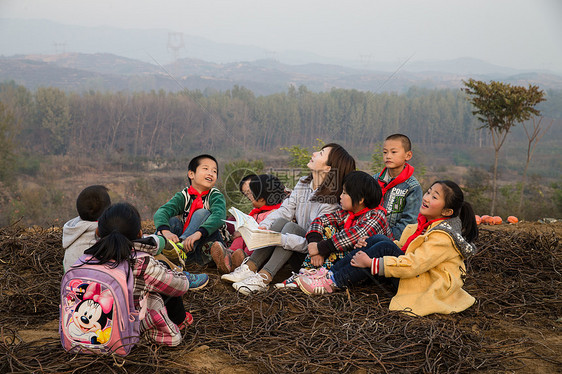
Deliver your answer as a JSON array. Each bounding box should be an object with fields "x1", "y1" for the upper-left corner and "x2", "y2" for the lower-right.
[
  {"x1": 221, "y1": 259, "x2": 255, "y2": 283},
  {"x1": 233, "y1": 272, "x2": 269, "y2": 295}
]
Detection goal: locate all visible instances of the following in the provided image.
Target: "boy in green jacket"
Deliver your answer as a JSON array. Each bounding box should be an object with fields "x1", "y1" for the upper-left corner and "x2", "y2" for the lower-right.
[{"x1": 154, "y1": 154, "x2": 226, "y2": 265}]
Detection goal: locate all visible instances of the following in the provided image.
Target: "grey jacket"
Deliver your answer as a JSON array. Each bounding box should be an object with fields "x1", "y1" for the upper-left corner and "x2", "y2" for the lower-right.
[
  {"x1": 259, "y1": 177, "x2": 339, "y2": 253},
  {"x1": 62, "y1": 216, "x2": 98, "y2": 272}
]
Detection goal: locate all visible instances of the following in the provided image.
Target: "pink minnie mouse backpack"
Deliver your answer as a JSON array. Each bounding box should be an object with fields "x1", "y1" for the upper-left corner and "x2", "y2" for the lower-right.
[{"x1": 60, "y1": 253, "x2": 147, "y2": 356}]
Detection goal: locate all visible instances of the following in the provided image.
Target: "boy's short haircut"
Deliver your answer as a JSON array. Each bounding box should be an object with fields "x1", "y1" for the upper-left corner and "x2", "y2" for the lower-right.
[
  {"x1": 249, "y1": 174, "x2": 287, "y2": 205},
  {"x1": 343, "y1": 171, "x2": 382, "y2": 209},
  {"x1": 238, "y1": 174, "x2": 258, "y2": 192},
  {"x1": 385, "y1": 134, "x2": 412, "y2": 152},
  {"x1": 76, "y1": 185, "x2": 111, "y2": 221},
  {"x1": 187, "y1": 154, "x2": 219, "y2": 184}
]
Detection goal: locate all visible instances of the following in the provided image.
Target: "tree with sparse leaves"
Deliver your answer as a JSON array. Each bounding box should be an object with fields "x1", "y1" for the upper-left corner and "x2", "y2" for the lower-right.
[
  {"x1": 462, "y1": 79, "x2": 545, "y2": 215},
  {"x1": 519, "y1": 117, "x2": 554, "y2": 216}
]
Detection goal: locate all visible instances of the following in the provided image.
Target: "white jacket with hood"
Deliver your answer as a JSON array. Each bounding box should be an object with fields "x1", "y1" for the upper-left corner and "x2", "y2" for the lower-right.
[{"x1": 62, "y1": 216, "x2": 98, "y2": 272}]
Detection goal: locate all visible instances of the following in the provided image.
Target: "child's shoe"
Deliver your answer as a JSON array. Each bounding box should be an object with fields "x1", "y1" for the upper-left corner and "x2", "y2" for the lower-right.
[
  {"x1": 165, "y1": 239, "x2": 185, "y2": 252},
  {"x1": 178, "y1": 312, "x2": 194, "y2": 331},
  {"x1": 231, "y1": 248, "x2": 247, "y2": 269},
  {"x1": 274, "y1": 268, "x2": 316, "y2": 289},
  {"x1": 307, "y1": 267, "x2": 329, "y2": 280},
  {"x1": 184, "y1": 271, "x2": 209, "y2": 290},
  {"x1": 233, "y1": 272, "x2": 269, "y2": 295},
  {"x1": 210, "y1": 241, "x2": 232, "y2": 274},
  {"x1": 221, "y1": 258, "x2": 255, "y2": 283},
  {"x1": 296, "y1": 271, "x2": 334, "y2": 295},
  {"x1": 274, "y1": 272, "x2": 300, "y2": 289},
  {"x1": 164, "y1": 239, "x2": 187, "y2": 267}
]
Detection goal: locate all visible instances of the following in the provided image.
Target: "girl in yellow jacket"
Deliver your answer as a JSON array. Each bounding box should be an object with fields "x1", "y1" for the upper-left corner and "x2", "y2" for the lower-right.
[{"x1": 296, "y1": 180, "x2": 478, "y2": 316}]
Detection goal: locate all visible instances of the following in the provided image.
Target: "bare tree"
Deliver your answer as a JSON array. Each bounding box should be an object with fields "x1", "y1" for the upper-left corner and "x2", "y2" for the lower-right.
[{"x1": 518, "y1": 117, "x2": 554, "y2": 216}]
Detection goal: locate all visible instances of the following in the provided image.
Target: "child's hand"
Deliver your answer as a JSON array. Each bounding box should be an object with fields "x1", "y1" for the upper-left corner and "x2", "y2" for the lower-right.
[
  {"x1": 310, "y1": 254, "x2": 325, "y2": 267},
  {"x1": 354, "y1": 236, "x2": 368, "y2": 249},
  {"x1": 161, "y1": 230, "x2": 179, "y2": 243},
  {"x1": 350, "y1": 251, "x2": 372, "y2": 268},
  {"x1": 182, "y1": 232, "x2": 203, "y2": 252},
  {"x1": 307, "y1": 242, "x2": 319, "y2": 256},
  {"x1": 232, "y1": 231, "x2": 241, "y2": 239}
]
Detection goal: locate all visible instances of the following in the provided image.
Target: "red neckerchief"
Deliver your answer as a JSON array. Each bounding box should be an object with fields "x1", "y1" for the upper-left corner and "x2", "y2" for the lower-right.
[
  {"x1": 248, "y1": 203, "x2": 282, "y2": 217},
  {"x1": 344, "y1": 207, "x2": 371, "y2": 229},
  {"x1": 182, "y1": 186, "x2": 210, "y2": 232},
  {"x1": 400, "y1": 214, "x2": 447, "y2": 252},
  {"x1": 378, "y1": 163, "x2": 414, "y2": 197}
]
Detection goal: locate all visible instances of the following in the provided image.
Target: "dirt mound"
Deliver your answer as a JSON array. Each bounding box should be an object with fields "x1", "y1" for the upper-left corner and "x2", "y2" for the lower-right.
[{"x1": 0, "y1": 222, "x2": 560, "y2": 373}]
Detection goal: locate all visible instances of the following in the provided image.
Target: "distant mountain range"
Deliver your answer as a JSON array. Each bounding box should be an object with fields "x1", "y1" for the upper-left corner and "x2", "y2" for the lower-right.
[{"x1": 1, "y1": 18, "x2": 561, "y2": 95}]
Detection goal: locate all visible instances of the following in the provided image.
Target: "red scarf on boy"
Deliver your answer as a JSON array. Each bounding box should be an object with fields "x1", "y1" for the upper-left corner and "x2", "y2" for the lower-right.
[
  {"x1": 183, "y1": 186, "x2": 210, "y2": 232},
  {"x1": 378, "y1": 163, "x2": 414, "y2": 197},
  {"x1": 400, "y1": 213, "x2": 447, "y2": 252},
  {"x1": 248, "y1": 203, "x2": 282, "y2": 218}
]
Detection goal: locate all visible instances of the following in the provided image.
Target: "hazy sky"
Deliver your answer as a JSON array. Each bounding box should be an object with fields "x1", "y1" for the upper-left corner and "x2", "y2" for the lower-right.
[{"x1": 2, "y1": 0, "x2": 561, "y2": 71}]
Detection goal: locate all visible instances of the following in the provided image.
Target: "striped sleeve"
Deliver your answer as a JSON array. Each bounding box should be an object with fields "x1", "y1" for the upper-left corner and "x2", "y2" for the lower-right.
[{"x1": 135, "y1": 256, "x2": 189, "y2": 297}]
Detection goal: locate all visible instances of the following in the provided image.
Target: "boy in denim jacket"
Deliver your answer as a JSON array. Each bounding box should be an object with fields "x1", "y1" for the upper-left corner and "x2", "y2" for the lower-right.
[{"x1": 374, "y1": 134, "x2": 423, "y2": 239}]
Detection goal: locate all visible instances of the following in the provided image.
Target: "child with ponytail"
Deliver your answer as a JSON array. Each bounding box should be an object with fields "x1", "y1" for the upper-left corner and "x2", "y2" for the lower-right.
[
  {"x1": 80, "y1": 202, "x2": 208, "y2": 346},
  {"x1": 297, "y1": 180, "x2": 478, "y2": 316}
]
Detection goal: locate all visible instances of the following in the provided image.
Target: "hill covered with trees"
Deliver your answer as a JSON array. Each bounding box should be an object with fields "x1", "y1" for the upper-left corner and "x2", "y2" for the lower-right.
[{"x1": 0, "y1": 81, "x2": 561, "y2": 226}]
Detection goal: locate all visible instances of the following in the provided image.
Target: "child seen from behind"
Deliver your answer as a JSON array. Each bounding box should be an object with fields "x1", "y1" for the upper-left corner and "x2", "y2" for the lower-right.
[
  {"x1": 63, "y1": 185, "x2": 111, "y2": 272},
  {"x1": 80, "y1": 202, "x2": 207, "y2": 346}
]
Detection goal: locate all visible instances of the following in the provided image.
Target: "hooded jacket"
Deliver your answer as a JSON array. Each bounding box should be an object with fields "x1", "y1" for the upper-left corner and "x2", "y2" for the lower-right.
[
  {"x1": 62, "y1": 216, "x2": 98, "y2": 272},
  {"x1": 378, "y1": 217, "x2": 476, "y2": 316}
]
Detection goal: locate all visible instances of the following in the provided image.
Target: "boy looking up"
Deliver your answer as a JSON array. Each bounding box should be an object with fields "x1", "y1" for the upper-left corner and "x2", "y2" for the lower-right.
[
  {"x1": 62, "y1": 185, "x2": 111, "y2": 272},
  {"x1": 374, "y1": 134, "x2": 422, "y2": 239},
  {"x1": 154, "y1": 154, "x2": 226, "y2": 265}
]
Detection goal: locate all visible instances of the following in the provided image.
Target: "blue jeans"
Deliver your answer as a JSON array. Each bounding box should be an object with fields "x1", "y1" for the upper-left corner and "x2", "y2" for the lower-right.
[
  {"x1": 331, "y1": 235, "x2": 402, "y2": 289},
  {"x1": 169, "y1": 209, "x2": 223, "y2": 265}
]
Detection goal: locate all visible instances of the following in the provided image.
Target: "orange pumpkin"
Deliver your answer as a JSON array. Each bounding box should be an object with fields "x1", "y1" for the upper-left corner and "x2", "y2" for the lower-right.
[
  {"x1": 481, "y1": 215, "x2": 492, "y2": 225},
  {"x1": 492, "y1": 216, "x2": 502, "y2": 225},
  {"x1": 475, "y1": 215, "x2": 481, "y2": 225},
  {"x1": 507, "y1": 216, "x2": 519, "y2": 224}
]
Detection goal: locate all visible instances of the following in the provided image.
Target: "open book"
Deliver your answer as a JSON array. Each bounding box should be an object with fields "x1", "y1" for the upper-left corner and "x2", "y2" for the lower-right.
[{"x1": 226, "y1": 207, "x2": 282, "y2": 250}]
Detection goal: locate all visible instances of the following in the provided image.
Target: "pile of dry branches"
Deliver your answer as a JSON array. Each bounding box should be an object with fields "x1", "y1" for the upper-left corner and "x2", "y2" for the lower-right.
[
  {"x1": 466, "y1": 228, "x2": 561, "y2": 320},
  {"x1": 0, "y1": 224, "x2": 560, "y2": 373}
]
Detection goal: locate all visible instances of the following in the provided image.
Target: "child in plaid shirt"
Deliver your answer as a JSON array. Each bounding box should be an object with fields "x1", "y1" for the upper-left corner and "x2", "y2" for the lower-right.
[
  {"x1": 282, "y1": 171, "x2": 392, "y2": 287},
  {"x1": 80, "y1": 202, "x2": 208, "y2": 347}
]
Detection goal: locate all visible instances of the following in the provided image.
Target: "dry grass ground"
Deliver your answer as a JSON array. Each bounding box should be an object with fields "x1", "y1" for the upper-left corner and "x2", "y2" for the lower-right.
[{"x1": 0, "y1": 221, "x2": 560, "y2": 373}]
